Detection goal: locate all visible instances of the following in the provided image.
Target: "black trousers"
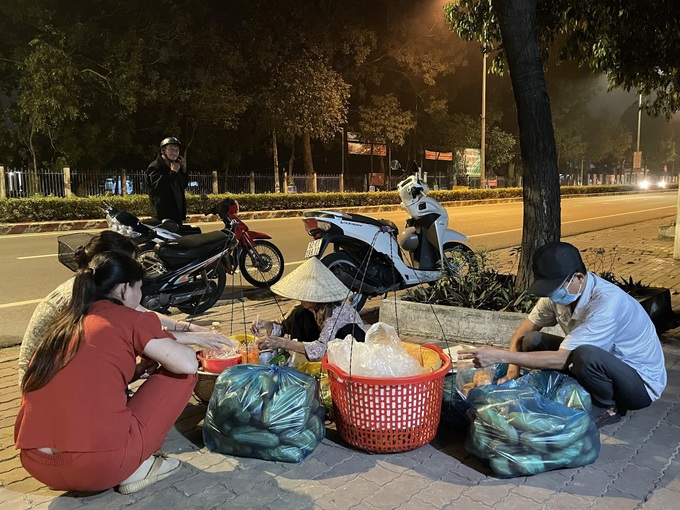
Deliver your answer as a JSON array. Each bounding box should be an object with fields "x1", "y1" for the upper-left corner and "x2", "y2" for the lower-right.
[
  {"x1": 521, "y1": 331, "x2": 652, "y2": 413},
  {"x1": 283, "y1": 306, "x2": 365, "y2": 344}
]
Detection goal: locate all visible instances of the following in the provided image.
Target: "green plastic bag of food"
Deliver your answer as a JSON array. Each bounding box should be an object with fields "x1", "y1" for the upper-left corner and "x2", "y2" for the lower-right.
[
  {"x1": 203, "y1": 365, "x2": 325, "y2": 462},
  {"x1": 464, "y1": 371, "x2": 600, "y2": 478}
]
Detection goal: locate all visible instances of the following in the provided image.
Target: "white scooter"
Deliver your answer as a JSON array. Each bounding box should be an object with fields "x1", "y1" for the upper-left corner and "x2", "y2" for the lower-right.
[{"x1": 302, "y1": 162, "x2": 473, "y2": 310}]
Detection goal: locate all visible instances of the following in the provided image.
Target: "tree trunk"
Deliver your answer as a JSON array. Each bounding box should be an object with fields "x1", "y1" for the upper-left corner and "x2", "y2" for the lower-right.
[
  {"x1": 496, "y1": 0, "x2": 560, "y2": 289},
  {"x1": 272, "y1": 130, "x2": 280, "y2": 192},
  {"x1": 302, "y1": 131, "x2": 314, "y2": 191},
  {"x1": 28, "y1": 126, "x2": 40, "y2": 195},
  {"x1": 288, "y1": 139, "x2": 295, "y2": 187}
]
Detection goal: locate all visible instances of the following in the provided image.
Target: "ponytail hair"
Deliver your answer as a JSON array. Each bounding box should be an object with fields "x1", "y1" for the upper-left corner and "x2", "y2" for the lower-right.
[
  {"x1": 22, "y1": 252, "x2": 145, "y2": 394},
  {"x1": 74, "y1": 230, "x2": 138, "y2": 269}
]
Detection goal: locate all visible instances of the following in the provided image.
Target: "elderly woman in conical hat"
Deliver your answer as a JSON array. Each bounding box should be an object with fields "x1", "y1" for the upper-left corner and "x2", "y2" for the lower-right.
[{"x1": 251, "y1": 257, "x2": 366, "y2": 361}]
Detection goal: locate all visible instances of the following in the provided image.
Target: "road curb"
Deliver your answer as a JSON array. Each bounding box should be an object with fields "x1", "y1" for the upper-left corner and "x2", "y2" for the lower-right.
[{"x1": 0, "y1": 198, "x2": 525, "y2": 235}]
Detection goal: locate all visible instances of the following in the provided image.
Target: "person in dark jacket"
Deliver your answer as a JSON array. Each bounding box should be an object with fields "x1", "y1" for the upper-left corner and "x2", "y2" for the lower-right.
[{"x1": 146, "y1": 137, "x2": 188, "y2": 224}]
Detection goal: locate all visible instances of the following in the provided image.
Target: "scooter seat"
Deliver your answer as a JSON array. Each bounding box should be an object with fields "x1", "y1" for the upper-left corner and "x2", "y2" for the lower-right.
[
  {"x1": 342, "y1": 213, "x2": 398, "y2": 232},
  {"x1": 156, "y1": 230, "x2": 233, "y2": 268}
]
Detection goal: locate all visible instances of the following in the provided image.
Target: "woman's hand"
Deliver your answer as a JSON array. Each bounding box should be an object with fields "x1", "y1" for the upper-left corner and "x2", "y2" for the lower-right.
[
  {"x1": 190, "y1": 332, "x2": 238, "y2": 350},
  {"x1": 251, "y1": 319, "x2": 275, "y2": 336},
  {"x1": 132, "y1": 356, "x2": 160, "y2": 382},
  {"x1": 257, "y1": 335, "x2": 287, "y2": 351}
]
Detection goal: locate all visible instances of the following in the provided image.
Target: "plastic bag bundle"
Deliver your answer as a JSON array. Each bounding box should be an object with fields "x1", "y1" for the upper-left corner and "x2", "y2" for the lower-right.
[
  {"x1": 463, "y1": 371, "x2": 600, "y2": 478},
  {"x1": 441, "y1": 374, "x2": 472, "y2": 430},
  {"x1": 326, "y1": 322, "x2": 426, "y2": 377},
  {"x1": 203, "y1": 364, "x2": 326, "y2": 463}
]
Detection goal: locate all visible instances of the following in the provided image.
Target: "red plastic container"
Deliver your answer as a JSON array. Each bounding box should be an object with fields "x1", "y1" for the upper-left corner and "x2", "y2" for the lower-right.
[
  {"x1": 197, "y1": 353, "x2": 241, "y2": 374},
  {"x1": 321, "y1": 344, "x2": 450, "y2": 453}
]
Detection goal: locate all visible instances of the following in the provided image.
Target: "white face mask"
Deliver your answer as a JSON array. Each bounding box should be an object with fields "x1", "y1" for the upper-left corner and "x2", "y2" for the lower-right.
[{"x1": 550, "y1": 274, "x2": 582, "y2": 305}]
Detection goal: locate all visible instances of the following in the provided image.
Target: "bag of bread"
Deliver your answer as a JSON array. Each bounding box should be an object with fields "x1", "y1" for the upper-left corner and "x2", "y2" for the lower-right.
[{"x1": 456, "y1": 358, "x2": 496, "y2": 398}]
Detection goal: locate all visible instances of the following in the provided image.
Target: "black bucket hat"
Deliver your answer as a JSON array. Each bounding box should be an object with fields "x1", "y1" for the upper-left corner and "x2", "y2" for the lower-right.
[{"x1": 527, "y1": 242, "x2": 585, "y2": 297}]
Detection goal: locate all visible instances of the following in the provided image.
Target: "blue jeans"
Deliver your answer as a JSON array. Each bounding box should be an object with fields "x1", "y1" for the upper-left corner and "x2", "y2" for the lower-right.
[{"x1": 521, "y1": 331, "x2": 652, "y2": 412}]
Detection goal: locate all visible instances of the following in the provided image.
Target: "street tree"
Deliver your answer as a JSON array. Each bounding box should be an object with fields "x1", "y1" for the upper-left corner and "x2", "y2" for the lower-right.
[
  {"x1": 357, "y1": 94, "x2": 415, "y2": 175},
  {"x1": 446, "y1": 0, "x2": 680, "y2": 287}
]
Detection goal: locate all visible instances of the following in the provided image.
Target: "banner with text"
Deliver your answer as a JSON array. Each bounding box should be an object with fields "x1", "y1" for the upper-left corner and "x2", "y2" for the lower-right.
[{"x1": 455, "y1": 148, "x2": 481, "y2": 176}]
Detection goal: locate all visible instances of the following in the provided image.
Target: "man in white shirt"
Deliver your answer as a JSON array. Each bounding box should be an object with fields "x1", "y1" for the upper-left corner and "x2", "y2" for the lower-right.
[{"x1": 460, "y1": 242, "x2": 667, "y2": 427}]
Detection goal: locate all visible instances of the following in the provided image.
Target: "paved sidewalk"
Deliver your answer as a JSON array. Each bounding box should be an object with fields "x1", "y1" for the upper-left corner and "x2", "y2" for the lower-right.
[{"x1": 2, "y1": 218, "x2": 680, "y2": 509}]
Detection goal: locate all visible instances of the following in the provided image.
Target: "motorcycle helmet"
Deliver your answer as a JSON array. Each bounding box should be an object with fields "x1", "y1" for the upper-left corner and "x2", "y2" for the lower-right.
[
  {"x1": 160, "y1": 136, "x2": 181, "y2": 149},
  {"x1": 398, "y1": 226, "x2": 419, "y2": 252}
]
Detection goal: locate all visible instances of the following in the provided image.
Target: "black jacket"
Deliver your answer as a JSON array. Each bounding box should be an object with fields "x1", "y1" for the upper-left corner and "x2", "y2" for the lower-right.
[{"x1": 145, "y1": 155, "x2": 188, "y2": 223}]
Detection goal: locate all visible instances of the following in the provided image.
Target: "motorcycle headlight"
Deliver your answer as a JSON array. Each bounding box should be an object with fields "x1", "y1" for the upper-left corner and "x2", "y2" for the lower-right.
[
  {"x1": 120, "y1": 225, "x2": 141, "y2": 238},
  {"x1": 639, "y1": 180, "x2": 650, "y2": 189},
  {"x1": 658, "y1": 180, "x2": 666, "y2": 188},
  {"x1": 106, "y1": 216, "x2": 141, "y2": 238}
]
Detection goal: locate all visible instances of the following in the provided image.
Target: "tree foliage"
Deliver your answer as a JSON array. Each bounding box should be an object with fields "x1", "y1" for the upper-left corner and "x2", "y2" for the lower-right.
[
  {"x1": 0, "y1": 0, "x2": 676, "y2": 196},
  {"x1": 445, "y1": 0, "x2": 680, "y2": 287},
  {"x1": 446, "y1": 0, "x2": 680, "y2": 116}
]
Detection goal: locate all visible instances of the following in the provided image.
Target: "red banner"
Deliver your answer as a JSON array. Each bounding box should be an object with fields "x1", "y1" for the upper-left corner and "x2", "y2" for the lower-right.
[{"x1": 425, "y1": 150, "x2": 453, "y2": 161}]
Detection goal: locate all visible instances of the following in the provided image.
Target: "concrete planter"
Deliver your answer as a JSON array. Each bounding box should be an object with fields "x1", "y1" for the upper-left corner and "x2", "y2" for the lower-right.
[
  {"x1": 378, "y1": 300, "x2": 561, "y2": 347},
  {"x1": 379, "y1": 287, "x2": 672, "y2": 346},
  {"x1": 634, "y1": 287, "x2": 672, "y2": 325}
]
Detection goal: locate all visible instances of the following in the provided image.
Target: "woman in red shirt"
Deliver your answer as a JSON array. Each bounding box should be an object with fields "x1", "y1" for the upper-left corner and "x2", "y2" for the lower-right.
[{"x1": 15, "y1": 251, "x2": 198, "y2": 494}]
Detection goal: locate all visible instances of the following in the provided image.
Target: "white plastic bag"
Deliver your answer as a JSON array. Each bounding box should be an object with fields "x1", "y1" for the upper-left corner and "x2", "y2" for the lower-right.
[{"x1": 326, "y1": 322, "x2": 426, "y2": 377}]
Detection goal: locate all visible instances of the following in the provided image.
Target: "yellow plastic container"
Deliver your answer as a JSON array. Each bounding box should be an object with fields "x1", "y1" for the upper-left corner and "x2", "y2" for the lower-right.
[{"x1": 233, "y1": 333, "x2": 256, "y2": 343}]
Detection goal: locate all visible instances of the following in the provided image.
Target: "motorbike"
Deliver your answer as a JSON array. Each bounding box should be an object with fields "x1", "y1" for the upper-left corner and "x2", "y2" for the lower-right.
[
  {"x1": 102, "y1": 198, "x2": 285, "y2": 289},
  {"x1": 301, "y1": 162, "x2": 473, "y2": 310},
  {"x1": 58, "y1": 215, "x2": 237, "y2": 315}
]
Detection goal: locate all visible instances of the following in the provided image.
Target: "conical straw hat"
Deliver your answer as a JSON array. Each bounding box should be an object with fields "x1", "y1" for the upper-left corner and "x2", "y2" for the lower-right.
[{"x1": 271, "y1": 257, "x2": 351, "y2": 303}]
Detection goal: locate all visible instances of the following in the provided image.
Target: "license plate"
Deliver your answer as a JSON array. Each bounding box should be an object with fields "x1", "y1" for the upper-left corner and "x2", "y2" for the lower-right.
[{"x1": 305, "y1": 239, "x2": 323, "y2": 258}]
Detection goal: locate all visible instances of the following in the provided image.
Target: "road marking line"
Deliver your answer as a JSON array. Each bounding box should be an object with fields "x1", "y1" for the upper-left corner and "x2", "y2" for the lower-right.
[
  {"x1": 468, "y1": 207, "x2": 675, "y2": 238},
  {"x1": 0, "y1": 299, "x2": 42, "y2": 309},
  {"x1": 17, "y1": 254, "x2": 57, "y2": 260}
]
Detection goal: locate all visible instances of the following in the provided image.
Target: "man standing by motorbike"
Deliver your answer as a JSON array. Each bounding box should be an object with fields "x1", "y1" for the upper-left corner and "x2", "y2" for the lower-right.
[{"x1": 146, "y1": 137, "x2": 188, "y2": 224}]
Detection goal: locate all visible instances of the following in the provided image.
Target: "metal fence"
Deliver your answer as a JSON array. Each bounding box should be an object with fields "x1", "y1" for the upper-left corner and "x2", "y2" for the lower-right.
[
  {"x1": 5, "y1": 166, "x2": 674, "y2": 199},
  {"x1": 0, "y1": 167, "x2": 378, "y2": 198}
]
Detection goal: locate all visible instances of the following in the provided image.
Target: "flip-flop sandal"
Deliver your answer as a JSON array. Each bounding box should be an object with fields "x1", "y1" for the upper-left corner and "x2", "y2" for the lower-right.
[{"x1": 118, "y1": 453, "x2": 181, "y2": 495}]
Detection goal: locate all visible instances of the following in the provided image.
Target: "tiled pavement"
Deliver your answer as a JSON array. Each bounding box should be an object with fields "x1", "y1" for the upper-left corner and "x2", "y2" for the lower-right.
[{"x1": 2, "y1": 217, "x2": 680, "y2": 509}]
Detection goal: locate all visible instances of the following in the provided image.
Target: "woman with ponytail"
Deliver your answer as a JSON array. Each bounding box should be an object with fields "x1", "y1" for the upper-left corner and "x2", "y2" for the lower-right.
[
  {"x1": 15, "y1": 251, "x2": 198, "y2": 494},
  {"x1": 19, "y1": 230, "x2": 233, "y2": 384}
]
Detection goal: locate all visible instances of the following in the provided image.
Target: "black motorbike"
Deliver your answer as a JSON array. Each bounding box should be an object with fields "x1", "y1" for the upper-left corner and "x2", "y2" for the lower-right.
[{"x1": 58, "y1": 206, "x2": 238, "y2": 315}]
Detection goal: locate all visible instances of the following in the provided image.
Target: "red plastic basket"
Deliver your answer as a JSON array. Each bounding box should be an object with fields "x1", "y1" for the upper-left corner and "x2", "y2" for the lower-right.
[
  {"x1": 321, "y1": 344, "x2": 451, "y2": 453},
  {"x1": 197, "y1": 353, "x2": 241, "y2": 374}
]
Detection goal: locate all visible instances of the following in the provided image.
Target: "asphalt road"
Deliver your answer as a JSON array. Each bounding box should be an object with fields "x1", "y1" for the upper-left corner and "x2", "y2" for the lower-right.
[{"x1": 0, "y1": 191, "x2": 676, "y2": 346}]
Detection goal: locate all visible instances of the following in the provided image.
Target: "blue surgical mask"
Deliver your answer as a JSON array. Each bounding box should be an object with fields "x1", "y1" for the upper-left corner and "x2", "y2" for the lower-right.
[{"x1": 550, "y1": 275, "x2": 582, "y2": 305}]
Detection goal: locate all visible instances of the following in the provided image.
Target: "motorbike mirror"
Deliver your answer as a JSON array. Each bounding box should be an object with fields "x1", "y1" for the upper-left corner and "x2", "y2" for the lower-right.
[{"x1": 389, "y1": 160, "x2": 403, "y2": 173}]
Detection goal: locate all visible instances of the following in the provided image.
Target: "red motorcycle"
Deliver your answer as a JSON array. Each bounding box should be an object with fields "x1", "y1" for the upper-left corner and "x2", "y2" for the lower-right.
[
  {"x1": 209, "y1": 198, "x2": 285, "y2": 288},
  {"x1": 105, "y1": 197, "x2": 285, "y2": 290}
]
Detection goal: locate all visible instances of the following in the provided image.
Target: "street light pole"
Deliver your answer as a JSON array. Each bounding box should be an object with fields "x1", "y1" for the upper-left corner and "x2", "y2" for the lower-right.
[
  {"x1": 636, "y1": 93, "x2": 642, "y2": 152},
  {"x1": 480, "y1": 51, "x2": 487, "y2": 189}
]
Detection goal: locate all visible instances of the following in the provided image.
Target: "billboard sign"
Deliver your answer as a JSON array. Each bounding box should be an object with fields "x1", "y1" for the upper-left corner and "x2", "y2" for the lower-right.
[
  {"x1": 455, "y1": 148, "x2": 481, "y2": 176},
  {"x1": 347, "y1": 131, "x2": 387, "y2": 156}
]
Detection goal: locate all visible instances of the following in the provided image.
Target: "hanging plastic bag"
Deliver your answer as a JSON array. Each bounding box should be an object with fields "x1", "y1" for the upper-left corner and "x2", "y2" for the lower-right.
[
  {"x1": 456, "y1": 359, "x2": 497, "y2": 397},
  {"x1": 441, "y1": 374, "x2": 472, "y2": 431},
  {"x1": 203, "y1": 364, "x2": 326, "y2": 463},
  {"x1": 296, "y1": 361, "x2": 333, "y2": 420},
  {"x1": 464, "y1": 371, "x2": 600, "y2": 478},
  {"x1": 326, "y1": 322, "x2": 426, "y2": 377}
]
